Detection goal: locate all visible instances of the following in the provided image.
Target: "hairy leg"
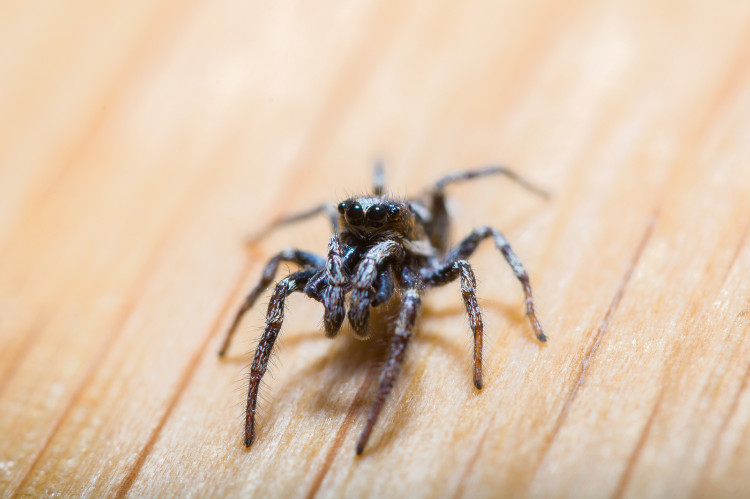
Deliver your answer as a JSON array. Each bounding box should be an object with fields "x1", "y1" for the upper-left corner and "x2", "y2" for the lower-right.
[
  {"x1": 356, "y1": 267, "x2": 423, "y2": 454},
  {"x1": 348, "y1": 240, "x2": 404, "y2": 338},
  {"x1": 422, "y1": 259, "x2": 484, "y2": 389},
  {"x1": 443, "y1": 226, "x2": 547, "y2": 342},
  {"x1": 245, "y1": 269, "x2": 316, "y2": 447},
  {"x1": 323, "y1": 235, "x2": 347, "y2": 337},
  {"x1": 423, "y1": 165, "x2": 549, "y2": 253},
  {"x1": 432, "y1": 165, "x2": 550, "y2": 197},
  {"x1": 248, "y1": 203, "x2": 339, "y2": 243},
  {"x1": 220, "y1": 249, "x2": 324, "y2": 356}
]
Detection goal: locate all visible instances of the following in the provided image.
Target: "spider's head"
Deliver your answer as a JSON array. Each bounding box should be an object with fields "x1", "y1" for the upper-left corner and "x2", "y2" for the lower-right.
[{"x1": 337, "y1": 197, "x2": 414, "y2": 241}]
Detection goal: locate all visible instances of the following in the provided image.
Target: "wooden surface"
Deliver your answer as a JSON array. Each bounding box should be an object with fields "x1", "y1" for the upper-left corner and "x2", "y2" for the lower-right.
[{"x1": 1, "y1": 1, "x2": 749, "y2": 497}]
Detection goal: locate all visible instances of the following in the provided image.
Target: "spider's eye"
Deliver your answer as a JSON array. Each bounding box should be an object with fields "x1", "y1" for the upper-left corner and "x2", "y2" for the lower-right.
[
  {"x1": 387, "y1": 205, "x2": 401, "y2": 219},
  {"x1": 337, "y1": 202, "x2": 346, "y2": 214},
  {"x1": 366, "y1": 204, "x2": 387, "y2": 227},
  {"x1": 345, "y1": 202, "x2": 364, "y2": 225}
]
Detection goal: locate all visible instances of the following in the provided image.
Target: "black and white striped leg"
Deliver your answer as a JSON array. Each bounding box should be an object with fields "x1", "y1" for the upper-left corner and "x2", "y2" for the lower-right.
[
  {"x1": 422, "y1": 259, "x2": 484, "y2": 389},
  {"x1": 446, "y1": 226, "x2": 547, "y2": 343},
  {"x1": 356, "y1": 268, "x2": 423, "y2": 454},
  {"x1": 323, "y1": 235, "x2": 347, "y2": 337},
  {"x1": 245, "y1": 269, "x2": 316, "y2": 447},
  {"x1": 220, "y1": 249, "x2": 325, "y2": 356}
]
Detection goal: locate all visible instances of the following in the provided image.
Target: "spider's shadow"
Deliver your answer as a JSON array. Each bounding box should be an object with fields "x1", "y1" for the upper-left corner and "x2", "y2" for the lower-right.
[{"x1": 224, "y1": 296, "x2": 530, "y2": 454}]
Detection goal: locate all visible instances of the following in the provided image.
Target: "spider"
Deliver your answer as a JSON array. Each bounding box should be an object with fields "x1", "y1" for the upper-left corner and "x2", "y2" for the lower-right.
[{"x1": 219, "y1": 164, "x2": 548, "y2": 455}]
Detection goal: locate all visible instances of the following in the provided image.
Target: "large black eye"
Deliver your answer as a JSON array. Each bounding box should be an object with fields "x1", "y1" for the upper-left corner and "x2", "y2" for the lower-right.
[
  {"x1": 387, "y1": 205, "x2": 401, "y2": 219},
  {"x1": 366, "y1": 204, "x2": 387, "y2": 226},
  {"x1": 345, "y1": 202, "x2": 364, "y2": 225},
  {"x1": 337, "y1": 202, "x2": 346, "y2": 214}
]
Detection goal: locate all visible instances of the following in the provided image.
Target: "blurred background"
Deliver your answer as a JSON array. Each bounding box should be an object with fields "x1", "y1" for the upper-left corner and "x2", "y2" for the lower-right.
[{"x1": 1, "y1": 1, "x2": 749, "y2": 497}]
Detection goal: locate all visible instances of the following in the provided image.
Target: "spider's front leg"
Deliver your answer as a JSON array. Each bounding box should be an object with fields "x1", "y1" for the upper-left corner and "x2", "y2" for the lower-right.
[
  {"x1": 245, "y1": 268, "x2": 317, "y2": 447},
  {"x1": 220, "y1": 249, "x2": 325, "y2": 356},
  {"x1": 348, "y1": 240, "x2": 403, "y2": 338},
  {"x1": 356, "y1": 267, "x2": 423, "y2": 454}
]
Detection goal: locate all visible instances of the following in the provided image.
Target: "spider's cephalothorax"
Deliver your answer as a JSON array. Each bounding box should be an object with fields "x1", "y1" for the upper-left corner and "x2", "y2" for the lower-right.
[
  {"x1": 219, "y1": 164, "x2": 549, "y2": 455},
  {"x1": 337, "y1": 197, "x2": 421, "y2": 244}
]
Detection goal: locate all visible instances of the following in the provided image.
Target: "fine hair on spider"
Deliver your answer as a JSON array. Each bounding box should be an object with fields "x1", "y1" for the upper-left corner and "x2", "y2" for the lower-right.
[{"x1": 219, "y1": 162, "x2": 549, "y2": 455}]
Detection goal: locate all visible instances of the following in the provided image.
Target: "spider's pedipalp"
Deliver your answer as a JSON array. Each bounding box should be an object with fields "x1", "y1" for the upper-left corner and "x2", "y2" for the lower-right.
[
  {"x1": 219, "y1": 249, "x2": 324, "y2": 356},
  {"x1": 245, "y1": 269, "x2": 317, "y2": 447},
  {"x1": 323, "y1": 235, "x2": 347, "y2": 337},
  {"x1": 303, "y1": 268, "x2": 327, "y2": 301},
  {"x1": 371, "y1": 266, "x2": 395, "y2": 307},
  {"x1": 348, "y1": 240, "x2": 403, "y2": 338}
]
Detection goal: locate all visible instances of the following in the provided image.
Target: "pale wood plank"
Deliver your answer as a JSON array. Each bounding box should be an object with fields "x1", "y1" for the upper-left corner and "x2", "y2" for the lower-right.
[{"x1": 1, "y1": 1, "x2": 749, "y2": 498}]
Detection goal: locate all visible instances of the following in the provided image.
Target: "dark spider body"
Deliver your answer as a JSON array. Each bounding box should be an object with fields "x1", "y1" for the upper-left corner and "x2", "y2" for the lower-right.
[{"x1": 219, "y1": 165, "x2": 548, "y2": 455}]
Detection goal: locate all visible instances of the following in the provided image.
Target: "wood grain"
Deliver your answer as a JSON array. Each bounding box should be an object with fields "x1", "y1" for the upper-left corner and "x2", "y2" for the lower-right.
[{"x1": 1, "y1": 1, "x2": 749, "y2": 497}]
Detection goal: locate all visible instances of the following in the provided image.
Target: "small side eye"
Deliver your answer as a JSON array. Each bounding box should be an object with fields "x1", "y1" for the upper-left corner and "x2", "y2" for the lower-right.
[
  {"x1": 345, "y1": 203, "x2": 364, "y2": 225},
  {"x1": 387, "y1": 205, "x2": 401, "y2": 219},
  {"x1": 366, "y1": 204, "x2": 387, "y2": 226},
  {"x1": 337, "y1": 202, "x2": 346, "y2": 214}
]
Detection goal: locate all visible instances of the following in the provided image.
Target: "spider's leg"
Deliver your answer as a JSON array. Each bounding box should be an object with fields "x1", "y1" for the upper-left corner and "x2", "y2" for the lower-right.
[
  {"x1": 248, "y1": 203, "x2": 339, "y2": 243},
  {"x1": 445, "y1": 226, "x2": 547, "y2": 343},
  {"x1": 422, "y1": 259, "x2": 484, "y2": 389},
  {"x1": 356, "y1": 267, "x2": 423, "y2": 455},
  {"x1": 348, "y1": 240, "x2": 403, "y2": 338},
  {"x1": 245, "y1": 268, "x2": 316, "y2": 447},
  {"x1": 372, "y1": 159, "x2": 386, "y2": 196},
  {"x1": 220, "y1": 249, "x2": 325, "y2": 356},
  {"x1": 432, "y1": 165, "x2": 549, "y2": 198},
  {"x1": 322, "y1": 235, "x2": 347, "y2": 337},
  {"x1": 421, "y1": 166, "x2": 549, "y2": 253}
]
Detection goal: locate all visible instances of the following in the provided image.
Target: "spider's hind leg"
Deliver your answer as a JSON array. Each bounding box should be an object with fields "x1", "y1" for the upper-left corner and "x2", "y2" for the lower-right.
[{"x1": 422, "y1": 165, "x2": 549, "y2": 253}]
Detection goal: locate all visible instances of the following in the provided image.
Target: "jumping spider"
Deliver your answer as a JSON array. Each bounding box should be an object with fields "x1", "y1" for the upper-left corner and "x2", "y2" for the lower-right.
[{"x1": 219, "y1": 164, "x2": 548, "y2": 454}]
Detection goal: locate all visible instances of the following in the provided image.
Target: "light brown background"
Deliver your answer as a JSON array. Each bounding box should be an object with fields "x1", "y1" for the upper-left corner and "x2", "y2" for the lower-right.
[{"x1": 1, "y1": 1, "x2": 749, "y2": 497}]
